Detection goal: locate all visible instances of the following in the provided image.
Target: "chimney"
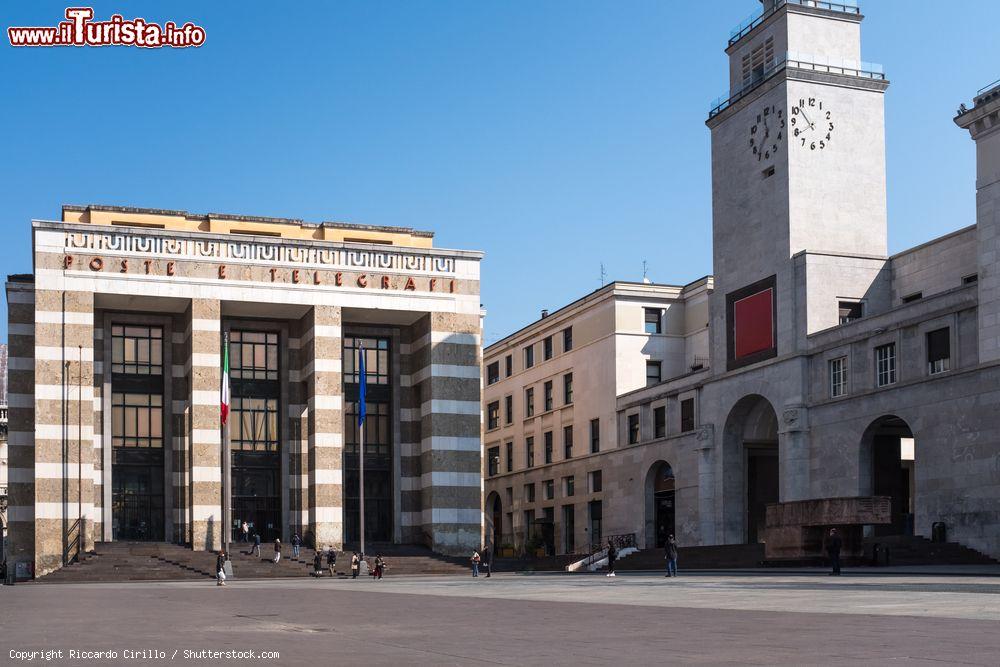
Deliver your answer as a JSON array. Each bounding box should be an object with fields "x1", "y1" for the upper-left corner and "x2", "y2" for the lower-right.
[{"x1": 541, "y1": 309, "x2": 549, "y2": 319}]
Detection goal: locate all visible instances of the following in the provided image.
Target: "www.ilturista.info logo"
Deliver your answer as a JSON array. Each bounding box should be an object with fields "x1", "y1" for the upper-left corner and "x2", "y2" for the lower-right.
[{"x1": 8, "y1": 7, "x2": 205, "y2": 48}]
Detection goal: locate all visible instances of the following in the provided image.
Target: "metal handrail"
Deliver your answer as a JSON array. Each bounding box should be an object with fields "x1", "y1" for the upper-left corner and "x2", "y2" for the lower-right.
[
  {"x1": 977, "y1": 78, "x2": 1000, "y2": 97},
  {"x1": 729, "y1": 0, "x2": 861, "y2": 47}
]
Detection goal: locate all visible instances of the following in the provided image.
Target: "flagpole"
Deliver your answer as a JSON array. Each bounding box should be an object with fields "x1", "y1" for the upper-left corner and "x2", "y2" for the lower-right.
[
  {"x1": 222, "y1": 332, "x2": 231, "y2": 560},
  {"x1": 359, "y1": 415, "x2": 365, "y2": 557}
]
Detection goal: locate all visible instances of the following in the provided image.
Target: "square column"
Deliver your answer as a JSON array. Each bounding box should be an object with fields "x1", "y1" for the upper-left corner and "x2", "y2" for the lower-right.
[
  {"x1": 414, "y1": 312, "x2": 482, "y2": 555},
  {"x1": 188, "y1": 299, "x2": 223, "y2": 551},
  {"x1": 306, "y1": 305, "x2": 343, "y2": 549}
]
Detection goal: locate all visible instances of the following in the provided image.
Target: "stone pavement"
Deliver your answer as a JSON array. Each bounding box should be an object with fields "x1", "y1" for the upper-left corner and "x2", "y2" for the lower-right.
[{"x1": 4, "y1": 571, "x2": 1000, "y2": 666}]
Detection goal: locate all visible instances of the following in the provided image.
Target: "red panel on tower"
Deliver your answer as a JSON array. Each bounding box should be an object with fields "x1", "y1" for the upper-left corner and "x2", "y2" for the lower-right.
[{"x1": 733, "y1": 288, "x2": 774, "y2": 359}]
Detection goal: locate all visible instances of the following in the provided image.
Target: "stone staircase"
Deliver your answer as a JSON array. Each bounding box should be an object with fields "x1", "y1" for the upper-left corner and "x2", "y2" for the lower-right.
[
  {"x1": 35, "y1": 541, "x2": 471, "y2": 583},
  {"x1": 861, "y1": 535, "x2": 998, "y2": 566},
  {"x1": 615, "y1": 543, "x2": 766, "y2": 571}
]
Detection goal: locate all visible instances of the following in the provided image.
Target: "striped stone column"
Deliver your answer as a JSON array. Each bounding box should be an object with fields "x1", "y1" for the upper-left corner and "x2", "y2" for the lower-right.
[
  {"x1": 305, "y1": 305, "x2": 343, "y2": 549},
  {"x1": 398, "y1": 328, "x2": 425, "y2": 544},
  {"x1": 31, "y1": 288, "x2": 96, "y2": 575},
  {"x1": 171, "y1": 314, "x2": 191, "y2": 545},
  {"x1": 6, "y1": 278, "x2": 36, "y2": 576},
  {"x1": 287, "y1": 326, "x2": 309, "y2": 539},
  {"x1": 188, "y1": 299, "x2": 223, "y2": 551},
  {"x1": 414, "y1": 312, "x2": 483, "y2": 555}
]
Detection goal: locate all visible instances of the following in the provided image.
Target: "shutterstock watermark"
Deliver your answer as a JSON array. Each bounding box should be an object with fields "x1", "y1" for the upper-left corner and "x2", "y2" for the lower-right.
[{"x1": 8, "y1": 7, "x2": 205, "y2": 48}]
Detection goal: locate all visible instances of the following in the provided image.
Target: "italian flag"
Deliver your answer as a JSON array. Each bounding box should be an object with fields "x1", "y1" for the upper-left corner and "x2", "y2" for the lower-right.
[{"x1": 221, "y1": 334, "x2": 230, "y2": 425}]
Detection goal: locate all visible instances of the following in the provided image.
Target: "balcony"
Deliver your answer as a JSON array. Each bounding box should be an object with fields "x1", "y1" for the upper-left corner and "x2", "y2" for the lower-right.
[
  {"x1": 708, "y1": 51, "x2": 885, "y2": 119},
  {"x1": 974, "y1": 78, "x2": 1000, "y2": 107},
  {"x1": 729, "y1": 0, "x2": 861, "y2": 47}
]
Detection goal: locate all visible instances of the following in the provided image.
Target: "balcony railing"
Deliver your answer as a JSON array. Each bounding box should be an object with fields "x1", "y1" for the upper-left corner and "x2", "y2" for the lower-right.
[
  {"x1": 974, "y1": 78, "x2": 1000, "y2": 106},
  {"x1": 729, "y1": 0, "x2": 861, "y2": 47},
  {"x1": 708, "y1": 51, "x2": 885, "y2": 119}
]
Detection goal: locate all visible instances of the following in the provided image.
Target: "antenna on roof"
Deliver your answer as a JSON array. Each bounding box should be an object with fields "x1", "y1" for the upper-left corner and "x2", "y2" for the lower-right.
[
  {"x1": 642, "y1": 260, "x2": 651, "y2": 284},
  {"x1": 599, "y1": 263, "x2": 607, "y2": 287}
]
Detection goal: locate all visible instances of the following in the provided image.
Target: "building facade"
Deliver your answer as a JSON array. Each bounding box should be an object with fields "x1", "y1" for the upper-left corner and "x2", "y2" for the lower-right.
[
  {"x1": 485, "y1": 0, "x2": 1000, "y2": 561},
  {"x1": 6, "y1": 205, "x2": 483, "y2": 578}
]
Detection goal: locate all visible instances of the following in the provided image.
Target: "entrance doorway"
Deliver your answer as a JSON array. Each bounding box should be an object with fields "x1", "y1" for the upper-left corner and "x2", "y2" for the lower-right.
[
  {"x1": 722, "y1": 394, "x2": 779, "y2": 544},
  {"x1": 746, "y1": 445, "x2": 778, "y2": 543},
  {"x1": 111, "y1": 450, "x2": 165, "y2": 541},
  {"x1": 861, "y1": 415, "x2": 915, "y2": 536},
  {"x1": 647, "y1": 461, "x2": 675, "y2": 548}
]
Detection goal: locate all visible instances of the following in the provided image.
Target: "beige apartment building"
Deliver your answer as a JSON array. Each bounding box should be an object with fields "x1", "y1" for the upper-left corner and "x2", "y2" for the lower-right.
[{"x1": 482, "y1": 279, "x2": 711, "y2": 555}]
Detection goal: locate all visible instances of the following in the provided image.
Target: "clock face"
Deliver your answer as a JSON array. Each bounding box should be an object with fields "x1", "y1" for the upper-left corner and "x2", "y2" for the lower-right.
[
  {"x1": 790, "y1": 97, "x2": 834, "y2": 150},
  {"x1": 748, "y1": 104, "x2": 784, "y2": 163}
]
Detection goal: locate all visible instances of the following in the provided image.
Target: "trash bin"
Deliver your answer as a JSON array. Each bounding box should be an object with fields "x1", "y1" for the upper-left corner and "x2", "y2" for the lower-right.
[{"x1": 931, "y1": 521, "x2": 947, "y2": 543}]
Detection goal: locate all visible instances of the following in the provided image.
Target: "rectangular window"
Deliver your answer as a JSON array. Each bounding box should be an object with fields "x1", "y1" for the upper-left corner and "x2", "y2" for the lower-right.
[
  {"x1": 590, "y1": 418, "x2": 600, "y2": 453},
  {"x1": 563, "y1": 425, "x2": 573, "y2": 459},
  {"x1": 505, "y1": 441, "x2": 513, "y2": 473},
  {"x1": 487, "y1": 446, "x2": 500, "y2": 477},
  {"x1": 230, "y1": 396, "x2": 279, "y2": 452},
  {"x1": 563, "y1": 327, "x2": 573, "y2": 352},
  {"x1": 111, "y1": 392, "x2": 163, "y2": 448},
  {"x1": 902, "y1": 292, "x2": 923, "y2": 304},
  {"x1": 487, "y1": 361, "x2": 500, "y2": 385},
  {"x1": 680, "y1": 398, "x2": 695, "y2": 432},
  {"x1": 543, "y1": 336, "x2": 553, "y2": 360},
  {"x1": 487, "y1": 401, "x2": 500, "y2": 430},
  {"x1": 504, "y1": 395, "x2": 513, "y2": 425},
  {"x1": 563, "y1": 373, "x2": 573, "y2": 404},
  {"x1": 627, "y1": 413, "x2": 640, "y2": 444},
  {"x1": 644, "y1": 308, "x2": 662, "y2": 334},
  {"x1": 544, "y1": 380, "x2": 554, "y2": 411},
  {"x1": 524, "y1": 345, "x2": 534, "y2": 369},
  {"x1": 829, "y1": 356, "x2": 848, "y2": 397},
  {"x1": 505, "y1": 354, "x2": 513, "y2": 377},
  {"x1": 343, "y1": 337, "x2": 389, "y2": 385},
  {"x1": 111, "y1": 325, "x2": 164, "y2": 376},
  {"x1": 544, "y1": 431, "x2": 553, "y2": 464},
  {"x1": 838, "y1": 301, "x2": 864, "y2": 325},
  {"x1": 963, "y1": 274, "x2": 979, "y2": 285},
  {"x1": 525, "y1": 388, "x2": 535, "y2": 417},
  {"x1": 590, "y1": 470, "x2": 603, "y2": 493},
  {"x1": 525, "y1": 437, "x2": 535, "y2": 468},
  {"x1": 654, "y1": 406, "x2": 666, "y2": 439},
  {"x1": 505, "y1": 487, "x2": 513, "y2": 505},
  {"x1": 927, "y1": 328, "x2": 951, "y2": 375},
  {"x1": 524, "y1": 483, "x2": 535, "y2": 503},
  {"x1": 543, "y1": 479, "x2": 554, "y2": 501},
  {"x1": 564, "y1": 475, "x2": 575, "y2": 497},
  {"x1": 876, "y1": 343, "x2": 896, "y2": 387},
  {"x1": 646, "y1": 361, "x2": 662, "y2": 387}
]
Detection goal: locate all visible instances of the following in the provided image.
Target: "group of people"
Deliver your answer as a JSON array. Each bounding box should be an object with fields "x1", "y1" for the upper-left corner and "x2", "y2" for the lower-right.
[
  {"x1": 604, "y1": 535, "x2": 679, "y2": 578},
  {"x1": 469, "y1": 547, "x2": 491, "y2": 577}
]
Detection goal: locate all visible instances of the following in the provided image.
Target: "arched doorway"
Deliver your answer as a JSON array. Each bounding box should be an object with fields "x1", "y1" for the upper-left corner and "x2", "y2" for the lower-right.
[
  {"x1": 485, "y1": 492, "x2": 502, "y2": 550},
  {"x1": 645, "y1": 462, "x2": 675, "y2": 548},
  {"x1": 860, "y1": 415, "x2": 915, "y2": 536},
  {"x1": 722, "y1": 395, "x2": 779, "y2": 544}
]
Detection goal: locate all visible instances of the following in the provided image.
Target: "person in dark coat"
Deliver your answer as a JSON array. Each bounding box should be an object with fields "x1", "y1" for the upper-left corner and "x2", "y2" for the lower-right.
[
  {"x1": 250, "y1": 532, "x2": 261, "y2": 558},
  {"x1": 827, "y1": 528, "x2": 843, "y2": 576},
  {"x1": 606, "y1": 539, "x2": 617, "y2": 577},
  {"x1": 351, "y1": 553, "x2": 360, "y2": 579},
  {"x1": 216, "y1": 550, "x2": 227, "y2": 587},
  {"x1": 313, "y1": 551, "x2": 323, "y2": 577},
  {"x1": 273, "y1": 538, "x2": 282, "y2": 564},
  {"x1": 482, "y1": 546, "x2": 491, "y2": 578},
  {"x1": 327, "y1": 547, "x2": 337, "y2": 578},
  {"x1": 373, "y1": 555, "x2": 385, "y2": 580},
  {"x1": 665, "y1": 535, "x2": 679, "y2": 577},
  {"x1": 291, "y1": 532, "x2": 302, "y2": 558}
]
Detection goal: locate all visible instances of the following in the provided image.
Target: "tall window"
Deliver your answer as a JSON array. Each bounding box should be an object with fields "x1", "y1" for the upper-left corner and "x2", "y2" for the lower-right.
[
  {"x1": 544, "y1": 380, "x2": 553, "y2": 411},
  {"x1": 829, "y1": 356, "x2": 848, "y2": 397},
  {"x1": 544, "y1": 431, "x2": 553, "y2": 464},
  {"x1": 524, "y1": 483, "x2": 536, "y2": 503},
  {"x1": 524, "y1": 345, "x2": 534, "y2": 369},
  {"x1": 504, "y1": 395, "x2": 513, "y2": 424},
  {"x1": 839, "y1": 301, "x2": 864, "y2": 325},
  {"x1": 627, "y1": 413, "x2": 640, "y2": 444},
  {"x1": 564, "y1": 475, "x2": 575, "y2": 497},
  {"x1": 111, "y1": 392, "x2": 164, "y2": 448},
  {"x1": 654, "y1": 406, "x2": 666, "y2": 439},
  {"x1": 543, "y1": 479, "x2": 555, "y2": 501},
  {"x1": 590, "y1": 418, "x2": 600, "y2": 453},
  {"x1": 543, "y1": 336, "x2": 553, "y2": 360},
  {"x1": 231, "y1": 397, "x2": 279, "y2": 451},
  {"x1": 525, "y1": 387, "x2": 535, "y2": 417},
  {"x1": 343, "y1": 337, "x2": 389, "y2": 385},
  {"x1": 505, "y1": 441, "x2": 513, "y2": 472},
  {"x1": 487, "y1": 361, "x2": 500, "y2": 385},
  {"x1": 487, "y1": 446, "x2": 500, "y2": 477},
  {"x1": 230, "y1": 330, "x2": 279, "y2": 381},
  {"x1": 563, "y1": 327, "x2": 573, "y2": 352},
  {"x1": 563, "y1": 425, "x2": 573, "y2": 459},
  {"x1": 680, "y1": 398, "x2": 695, "y2": 432},
  {"x1": 487, "y1": 401, "x2": 500, "y2": 430},
  {"x1": 111, "y1": 325, "x2": 163, "y2": 376},
  {"x1": 875, "y1": 343, "x2": 896, "y2": 387},
  {"x1": 525, "y1": 437, "x2": 535, "y2": 468},
  {"x1": 590, "y1": 470, "x2": 603, "y2": 493},
  {"x1": 646, "y1": 361, "x2": 662, "y2": 387},
  {"x1": 505, "y1": 354, "x2": 513, "y2": 377},
  {"x1": 927, "y1": 328, "x2": 951, "y2": 375},
  {"x1": 644, "y1": 308, "x2": 662, "y2": 334},
  {"x1": 563, "y1": 373, "x2": 573, "y2": 404}
]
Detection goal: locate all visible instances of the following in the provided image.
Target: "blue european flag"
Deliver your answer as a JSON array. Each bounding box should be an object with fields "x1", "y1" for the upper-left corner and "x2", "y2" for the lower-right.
[{"x1": 358, "y1": 345, "x2": 367, "y2": 427}]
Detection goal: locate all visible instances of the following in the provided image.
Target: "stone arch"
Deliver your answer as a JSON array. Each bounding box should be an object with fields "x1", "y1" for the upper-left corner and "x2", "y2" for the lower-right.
[
  {"x1": 722, "y1": 394, "x2": 779, "y2": 544},
  {"x1": 644, "y1": 461, "x2": 676, "y2": 549},
  {"x1": 859, "y1": 415, "x2": 916, "y2": 536}
]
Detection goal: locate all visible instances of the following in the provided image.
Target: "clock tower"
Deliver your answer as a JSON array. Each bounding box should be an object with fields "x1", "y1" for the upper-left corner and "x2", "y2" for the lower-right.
[{"x1": 706, "y1": 0, "x2": 889, "y2": 370}]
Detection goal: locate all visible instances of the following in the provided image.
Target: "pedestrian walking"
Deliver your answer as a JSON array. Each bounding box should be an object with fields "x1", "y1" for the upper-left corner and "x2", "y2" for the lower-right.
[
  {"x1": 291, "y1": 532, "x2": 301, "y2": 558},
  {"x1": 606, "y1": 539, "x2": 617, "y2": 577},
  {"x1": 327, "y1": 547, "x2": 337, "y2": 578},
  {"x1": 216, "y1": 550, "x2": 227, "y2": 587},
  {"x1": 665, "y1": 535, "x2": 678, "y2": 577},
  {"x1": 482, "y1": 546, "x2": 492, "y2": 578},
  {"x1": 313, "y1": 551, "x2": 323, "y2": 577},
  {"x1": 826, "y1": 528, "x2": 843, "y2": 576},
  {"x1": 351, "y1": 553, "x2": 360, "y2": 579},
  {"x1": 471, "y1": 550, "x2": 481, "y2": 577},
  {"x1": 273, "y1": 538, "x2": 282, "y2": 564},
  {"x1": 250, "y1": 532, "x2": 261, "y2": 558},
  {"x1": 240, "y1": 521, "x2": 249, "y2": 543},
  {"x1": 374, "y1": 555, "x2": 384, "y2": 580}
]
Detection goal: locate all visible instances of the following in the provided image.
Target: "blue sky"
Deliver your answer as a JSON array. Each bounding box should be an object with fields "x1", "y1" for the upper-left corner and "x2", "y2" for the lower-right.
[{"x1": 1, "y1": 1, "x2": 998, "y2": 345}]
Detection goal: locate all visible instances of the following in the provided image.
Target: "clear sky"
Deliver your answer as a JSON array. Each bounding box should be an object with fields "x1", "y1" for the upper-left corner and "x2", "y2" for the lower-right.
[{"x1": 1, "y1": 1, "x2": 998, "y2": 345}]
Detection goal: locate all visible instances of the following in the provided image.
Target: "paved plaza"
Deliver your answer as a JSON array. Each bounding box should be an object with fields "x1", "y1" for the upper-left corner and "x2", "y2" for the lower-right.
[{"x1": 4, "y1": 571, "x2": 1000, "y2": 666}]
